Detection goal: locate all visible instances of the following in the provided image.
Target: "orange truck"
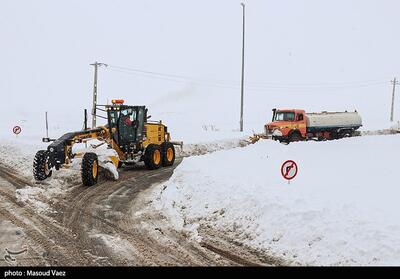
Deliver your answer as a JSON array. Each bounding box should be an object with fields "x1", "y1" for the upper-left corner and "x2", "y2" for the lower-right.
[{"x1": 265, "y1": 108, "x2": 362, "y2": 143}]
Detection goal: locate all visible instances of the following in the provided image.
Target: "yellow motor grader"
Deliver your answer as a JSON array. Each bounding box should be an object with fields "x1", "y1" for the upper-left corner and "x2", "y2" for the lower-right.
[{"x1": 33, "y1": 99, "x2": 178, "y2": 186}]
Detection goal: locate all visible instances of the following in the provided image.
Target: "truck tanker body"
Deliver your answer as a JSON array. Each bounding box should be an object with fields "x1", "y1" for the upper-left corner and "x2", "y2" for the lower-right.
[{"x1": 265, "y1": 108, "x2": 362, "y2": 143}]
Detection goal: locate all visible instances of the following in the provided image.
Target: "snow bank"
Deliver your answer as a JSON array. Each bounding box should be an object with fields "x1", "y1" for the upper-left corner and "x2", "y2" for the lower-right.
[
  {"x1": 0, "y1": 138, "x2": 82, "y2": 211},
  {"x1": 0, "y1": 137, "x2": 124, "y2": 214},
  {"x1": 390, "y1": 121, "x2": 400, "y2": 131},
  {"x1": 89, "y1": 230, "x2": 138, "y2": 260},
  {"x1": 0, "y1": 139, "x2": 43, "y2": 177},
  {"x1": 180, "y1": 137, "x2": 249, "y2": 157},
  {"x1": 153, "y1": 135, "x2": 400, "y2": 265},
  {"x1": 15, "y1": 186, "x2": 53, "y2": 214}
]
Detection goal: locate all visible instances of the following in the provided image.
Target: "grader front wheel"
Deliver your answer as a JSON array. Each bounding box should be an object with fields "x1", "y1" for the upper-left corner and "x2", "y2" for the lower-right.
[
  {"x1": 33, "y1": 150, "x2": 52, "y2": 181},
  {"x1": 81, "y1": 152, "x2": 99, "y2": 186}
]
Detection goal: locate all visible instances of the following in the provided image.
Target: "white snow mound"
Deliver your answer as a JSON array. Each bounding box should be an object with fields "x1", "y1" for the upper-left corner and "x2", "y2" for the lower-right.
[{"x1": 153, "y1": 135, "x2": 400, "y2": 266}]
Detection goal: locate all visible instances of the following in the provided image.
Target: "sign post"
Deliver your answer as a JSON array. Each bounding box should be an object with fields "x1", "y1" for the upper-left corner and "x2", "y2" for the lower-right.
[{"x1": 281, "y1": 160, "x2": 298, "y2": 184}]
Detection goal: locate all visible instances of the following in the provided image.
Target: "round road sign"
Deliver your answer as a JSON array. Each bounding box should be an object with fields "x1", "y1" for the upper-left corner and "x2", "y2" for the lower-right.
[
  {"x1": 13, "y1": 126, "x2": 22, "y2": 135},
  {"x1": 281, "y1": 160, "x2": 298, "y2": 181}
]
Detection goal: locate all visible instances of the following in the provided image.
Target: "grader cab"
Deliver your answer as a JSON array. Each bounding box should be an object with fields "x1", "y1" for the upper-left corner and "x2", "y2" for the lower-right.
[{"x1": 33, "y1": 100, "x2": 178, "y2": 186}]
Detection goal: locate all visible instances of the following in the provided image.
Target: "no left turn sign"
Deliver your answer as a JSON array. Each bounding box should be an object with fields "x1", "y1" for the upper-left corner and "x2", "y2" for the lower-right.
[
  {"x1": 281, "y1": 160, "x2": 298, "y2": 181},
  {"x1": 13, "y1": 126, "x2": 22, "y2": 135}
]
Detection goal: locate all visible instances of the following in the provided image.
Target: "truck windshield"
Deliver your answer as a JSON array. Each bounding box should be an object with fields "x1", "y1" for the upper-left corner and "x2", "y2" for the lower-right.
[{"x1": 274, "y1": 111, "x2": 295, "y2": 121}]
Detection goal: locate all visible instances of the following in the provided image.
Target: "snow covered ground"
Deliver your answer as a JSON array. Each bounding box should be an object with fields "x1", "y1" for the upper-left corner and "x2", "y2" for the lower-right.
[
  {"x1": 152, "y1": 134, "x2": 400, "y2": 266},
  {"x1": 0, "y1": 129, "x2": 248, "y2": 215},
  {"x1": 0, "y1": 138, "x2": 82, "y2": 213},
  {"x1": 1, "y1": 103, "x2": 399, "y2": 264}
]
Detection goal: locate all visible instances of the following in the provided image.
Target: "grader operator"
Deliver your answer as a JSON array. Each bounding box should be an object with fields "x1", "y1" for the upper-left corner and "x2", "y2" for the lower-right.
[{"x1": 33, "y1": 99, "x2": 177, "y2": 186}]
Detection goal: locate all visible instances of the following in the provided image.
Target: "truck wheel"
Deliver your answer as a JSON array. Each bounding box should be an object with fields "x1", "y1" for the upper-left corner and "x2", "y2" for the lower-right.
[
  {"x1": 81, "y1": 152, "x2": 99, "y2": 186},
  {"x1": 144, "y1": 144, "x2": 162, "y2": 170},
  {"x1": 33, "y1": 150, "x2": 52, "y2": 181},
  {"x1": 289, "y1": 132, "x2": 302, "y2": 143},
  {"x1": 161, "y1": 142, "x2": 175, "y2": 167},
  {"x1": 339, "y1": 130, "x2": 352, "y2": 138}
]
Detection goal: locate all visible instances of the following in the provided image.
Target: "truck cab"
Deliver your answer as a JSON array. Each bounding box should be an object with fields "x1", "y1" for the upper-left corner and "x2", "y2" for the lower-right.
[{"x1": 265, "y1": 109, "x2": 307, "y2": 142}]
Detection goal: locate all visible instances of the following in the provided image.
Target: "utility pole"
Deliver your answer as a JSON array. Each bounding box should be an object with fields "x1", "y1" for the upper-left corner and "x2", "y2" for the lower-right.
[
  {"x1": 240, "y1": 2, "x2": 246, "y2": 132},
  {"x1": 90, "y1": 61, "x2": 108, "y2": 128},
  {"x1": 390, "y1": 77, "x2": 398, "y2": 122},
  {"x1": 45, "y1": 111, "x2": 49, "y2": 138}
]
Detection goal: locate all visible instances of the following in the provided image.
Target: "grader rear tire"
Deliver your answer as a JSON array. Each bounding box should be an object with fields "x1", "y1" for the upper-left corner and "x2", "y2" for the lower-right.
[
  {"x1": 161, "y1": 142, "x2": 175, "y2": 167},
  {"x1": 81, "y1": 152, "x2": 99, "y2": 186},
  {"x1": 33, "y1": 150, "x2": 52, "y2": 181},
  {"x1": 144, "y1": 144, "x2": 162, "y2": 170}
]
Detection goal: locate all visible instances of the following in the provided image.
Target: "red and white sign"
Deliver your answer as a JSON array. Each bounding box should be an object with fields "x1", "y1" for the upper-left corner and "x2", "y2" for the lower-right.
[
  {"x1": 13, "y1": 126, "x2": 22, "y2": 135},
  {"x1": 281, "y1": 160, "x2": 298, "y2": 181}
]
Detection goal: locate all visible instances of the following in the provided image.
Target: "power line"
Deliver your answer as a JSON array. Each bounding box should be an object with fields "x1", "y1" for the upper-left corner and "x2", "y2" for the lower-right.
[
  {"x1": 105, "y1": 63, "x2": 390, "y2": 92},
  {"x1": 108, "y1": 65, "x2": 233, "y2": 85},
  {"x1": 246, "y1": 80, "x2": 388, "y2": 88},
  {"x1": 107, "y1": 67, "x2": 241, "y2": 90},
  {"x1": 247, "y1": 81, "x2": 388, "y2": 90}
]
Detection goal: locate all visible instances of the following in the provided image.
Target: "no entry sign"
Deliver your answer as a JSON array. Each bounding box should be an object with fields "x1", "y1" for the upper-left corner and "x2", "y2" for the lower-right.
[
  {"x1": 281, "y1": 160, "x2": 298, "y2": 181},
  {"x1": 13, "y1": 126, "x2": 22, "y2": 135}
]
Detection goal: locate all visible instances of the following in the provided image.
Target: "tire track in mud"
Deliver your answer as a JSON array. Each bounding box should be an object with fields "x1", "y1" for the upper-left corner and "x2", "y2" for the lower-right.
[
  {"x1": 0, "y1": 164, "x2": 32, "y2": 189},
  {"x1": 0, "y1": 166, "x2": 105, "y2": 266},
  {"x1": 54, "y1": 159, "x2": 223, "y2": 265},
  {"x1": 54, "y1": 159, "x2": 277, "y2": 266},
  {"x1": 1, "y1": 151, "x2": 280, "y2": 266},
  {"x1": 200, "y1": 242, "x2": 262, "y2": 266}
]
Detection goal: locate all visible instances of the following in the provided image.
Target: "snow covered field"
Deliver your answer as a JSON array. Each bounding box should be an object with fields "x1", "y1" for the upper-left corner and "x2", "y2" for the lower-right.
[{"x1": 153, "y1": 134, "x2": 400, "y2": 265}]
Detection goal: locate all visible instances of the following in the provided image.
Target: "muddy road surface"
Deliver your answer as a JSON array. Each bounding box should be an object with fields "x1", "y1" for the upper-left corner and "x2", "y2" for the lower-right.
[{"x1": 0, "y1": 159, "x2": 282, "y2": 266}]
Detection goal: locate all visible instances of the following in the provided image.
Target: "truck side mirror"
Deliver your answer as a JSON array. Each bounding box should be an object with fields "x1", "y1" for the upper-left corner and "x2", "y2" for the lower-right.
[{"x1": 147, "y1": 115, "x2": 152, "y2": 120}]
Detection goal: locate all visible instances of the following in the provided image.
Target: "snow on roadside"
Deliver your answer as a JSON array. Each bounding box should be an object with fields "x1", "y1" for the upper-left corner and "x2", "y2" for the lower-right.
[
  {"x1": 0, "y1": 139, "x2": 81, "y2": 214},
  {"x1": 15, "y1": 186, "x2": 53, "y2": 214},
  {"x1": 179, "y1": 137, "x2": 249, "y2": 157},
  {"x1": 0, "y1": 139, "x2": 41, "y2": 177},
  {"x1": 13, "y1": 167, "x2": 82, "y2": 214},
  {"x1": 88, "y1": 229, "x2": 138, "y2": 262},
  {"x1": 152, "y1": 134, "x2": 400, "y2": 266},
  {"x1": 11, "y1": 145, "x2": 120, "y2": 214},
  {"x1": 390, "y1": 121, "x2": 400, "y2": 131}
]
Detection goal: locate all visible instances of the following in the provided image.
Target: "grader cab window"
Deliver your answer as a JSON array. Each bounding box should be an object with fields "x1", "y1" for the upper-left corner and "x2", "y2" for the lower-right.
[
  {"x1": 136, "y1": 108, "x2": 145, "y2": 140},
  {"x1": 109, "y1": 110, "x2": 118, "y2": 127},
  {"x1": 118, "y1": 108, "x2": 137, "y2": 144},
  {"x1": 106, "y1": 106, "x2": 147, "y2": 149}
]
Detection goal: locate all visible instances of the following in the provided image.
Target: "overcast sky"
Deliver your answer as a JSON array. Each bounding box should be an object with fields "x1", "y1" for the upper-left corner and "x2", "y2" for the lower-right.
[{"x1": 1, "y1": 0, "x2": 399, "y2": 136}]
